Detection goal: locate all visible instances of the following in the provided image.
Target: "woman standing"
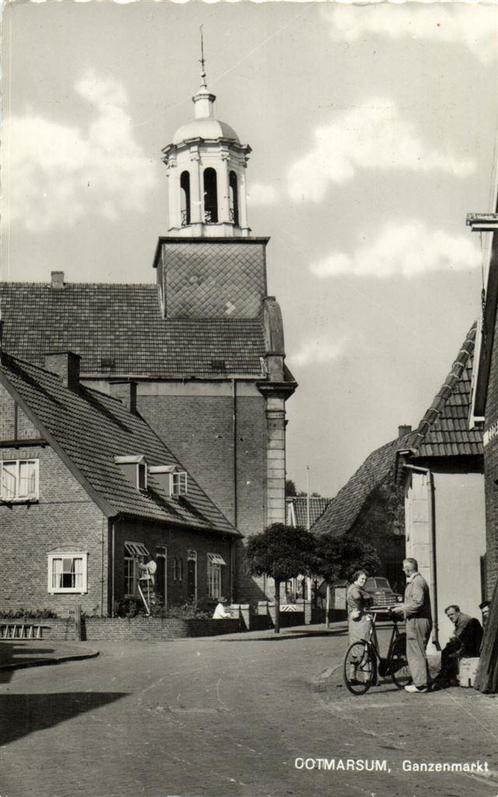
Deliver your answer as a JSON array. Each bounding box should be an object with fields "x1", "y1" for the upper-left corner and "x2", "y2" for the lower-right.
[{"x1": 347, "y1": 570, "x2": 374, "y2": 644}]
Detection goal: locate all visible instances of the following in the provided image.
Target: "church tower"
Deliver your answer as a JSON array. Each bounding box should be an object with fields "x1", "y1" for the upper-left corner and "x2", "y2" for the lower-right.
[
  {"x1": 150, "y1": 44, "x2": 297, "y2": 600},
  {"x1": 162, "y1": 47, "x2": 250, "y2": 238}
]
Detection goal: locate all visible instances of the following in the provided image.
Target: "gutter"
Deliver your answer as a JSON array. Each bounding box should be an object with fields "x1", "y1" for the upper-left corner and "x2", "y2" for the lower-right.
[{"x1": 402, "y1": 463, "x2": 440, "y2": 650}]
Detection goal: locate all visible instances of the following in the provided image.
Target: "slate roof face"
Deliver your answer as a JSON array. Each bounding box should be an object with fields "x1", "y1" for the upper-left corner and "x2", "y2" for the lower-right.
[
  {"x1": 0, "y1": 353, "x2": 237, "y2": 536},
  {"x1": 0, "y1": 283, "x2": 266, "y2": 377},
  {"x1": 312, "y1": 435, "x2": 410, "y2": 538},
  {"x1": 286, "y1": 496, "x2": 329, "y2": 528},
  {"x1": 409, "y1": 323, "x2": 483, "y2": 459}
]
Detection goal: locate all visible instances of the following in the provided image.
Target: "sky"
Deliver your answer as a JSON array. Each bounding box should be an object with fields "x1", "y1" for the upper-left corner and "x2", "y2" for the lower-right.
[{"x1": 2, "y1": 1, "x2": 498, "y2": 497}]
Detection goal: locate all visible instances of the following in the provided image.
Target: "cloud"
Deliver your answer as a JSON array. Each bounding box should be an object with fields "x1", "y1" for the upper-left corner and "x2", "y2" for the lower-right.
[
  {"x1": 247, "y1": 182, "x2": 279, "y2": 206},
  {"x1": 323, "y1": 5, "x2": 498, "y2": 64},
  {"x1": 310, "y1": 220, "x2": 481, "y2": 279},
  {"x1": 288, "y1": 100, "x2": 475, "y2": 202},
  {"x1": 3, "y1": 69, "x2": 157, "y2": 233},
  {"x1": 291, "y1": 337, "x2": 346, "y2": 367}
]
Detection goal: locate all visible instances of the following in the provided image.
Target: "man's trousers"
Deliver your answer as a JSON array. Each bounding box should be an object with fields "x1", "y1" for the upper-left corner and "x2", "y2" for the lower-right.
[{"x1": 406, "y1": 617, "x2": 432, "y2": 688}]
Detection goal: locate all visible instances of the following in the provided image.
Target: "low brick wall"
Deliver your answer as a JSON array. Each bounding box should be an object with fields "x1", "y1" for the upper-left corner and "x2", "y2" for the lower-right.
[
  {"x1": 0, "y1": 617, "x2": 76, "y2": 641},
  {"x1": 81, "y1": 616, "x2": 240, "y2": 640}
]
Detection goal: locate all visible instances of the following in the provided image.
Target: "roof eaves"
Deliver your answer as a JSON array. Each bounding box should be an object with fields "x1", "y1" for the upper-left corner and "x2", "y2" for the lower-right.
[
  {"x1": 0, "y1": 355, "x2": 117, "y2": 519},
  {"x1": 410, "y1": 325, "x2": 476, "y2": 456}
]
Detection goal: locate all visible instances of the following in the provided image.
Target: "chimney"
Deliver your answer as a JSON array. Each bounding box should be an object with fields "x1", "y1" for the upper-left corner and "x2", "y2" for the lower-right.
[
  {"x1": 51, "y1": 271, "x2": 65, "y2": 290},
  {"x1": 44, "y1": 352, "x2": 80, "y2": 391},
  {"x1": 398, "y1": 425, "x2": 412, "y2": 438},
  {"x1": 110, "y1": 381, "x2": 138, "y2": 414}
]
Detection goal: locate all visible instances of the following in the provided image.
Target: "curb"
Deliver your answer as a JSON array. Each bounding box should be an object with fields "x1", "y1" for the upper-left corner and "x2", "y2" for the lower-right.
[{"x1": 0, "y1": 649, "x2": 99, "y2": 671}]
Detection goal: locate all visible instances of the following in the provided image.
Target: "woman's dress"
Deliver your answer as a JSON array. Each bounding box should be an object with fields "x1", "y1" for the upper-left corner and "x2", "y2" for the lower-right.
[{"x1": 347, "y1": 583, "x2": 373, "y2": 644}]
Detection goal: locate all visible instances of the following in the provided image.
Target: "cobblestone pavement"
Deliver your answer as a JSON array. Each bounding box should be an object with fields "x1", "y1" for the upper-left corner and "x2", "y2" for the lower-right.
[{"x1": 0, "y1": 626, "x2": 497, "y2": 797}]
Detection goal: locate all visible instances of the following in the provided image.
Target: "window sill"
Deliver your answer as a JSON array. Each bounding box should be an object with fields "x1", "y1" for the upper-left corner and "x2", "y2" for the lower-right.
[{"x1": 48, "y1": 590, "x2": 87, "y2": 595}]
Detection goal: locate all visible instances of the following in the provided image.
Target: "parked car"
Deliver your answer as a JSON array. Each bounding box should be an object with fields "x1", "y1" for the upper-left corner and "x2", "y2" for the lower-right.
[{"x1": 364, "y1": 577, "x2": 401, "y2": 607}]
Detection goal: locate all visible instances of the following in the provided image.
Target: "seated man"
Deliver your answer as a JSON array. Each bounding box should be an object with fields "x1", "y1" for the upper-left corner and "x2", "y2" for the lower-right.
[
  {"x1": 479, "y1": 600, "x2": 490, "y2": 630},
  {"x1": 437, "y1": 604, "x2": 483, "y2": 686},
  {"x1": 212, "y1": 596, "x2": 233, "y2": 620}
]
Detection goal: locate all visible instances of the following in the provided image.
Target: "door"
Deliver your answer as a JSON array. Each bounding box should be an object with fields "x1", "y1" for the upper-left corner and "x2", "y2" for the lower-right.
[
  {"x1": 156, "y1": 547, "x2": 167, "y2": 608},
  {"x1": 187, "y1": 550, "x2": 197, "y2": 602}
]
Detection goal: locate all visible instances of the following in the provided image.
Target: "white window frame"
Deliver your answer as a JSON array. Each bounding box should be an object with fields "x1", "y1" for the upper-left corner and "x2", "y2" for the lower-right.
[
  {"x1": 207, "y1": 553, "x2": 226, "y2": 599},
  {"x1": 124, "y1": 556, "x2": 138, "y2": 597},
  {"x1": 172, "y1": 471, "x2": 188, "y2": 496},
  {"x1": 0, "y1": 459, "x2": 39, "y2": 502},
  {"x1": 47, "y1": 551, "x2": 88, "y2": 594}
]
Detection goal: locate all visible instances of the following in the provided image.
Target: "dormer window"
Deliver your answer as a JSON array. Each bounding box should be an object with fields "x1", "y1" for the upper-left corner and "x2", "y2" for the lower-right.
[
  {"x1": 114, "y1": 455, "x2": 147, "y2": 490},
  {"x1": 148, "y1": 465, "x2": 188, "y2": 498},
  {"x1": 172, "y1": 471, "x2": 188, "y2": 496}
]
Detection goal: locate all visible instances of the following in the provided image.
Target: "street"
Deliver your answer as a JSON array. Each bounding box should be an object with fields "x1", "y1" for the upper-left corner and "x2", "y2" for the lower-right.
[{"x1": 0, "y1": 626, "x2": 497, "y2": 797}]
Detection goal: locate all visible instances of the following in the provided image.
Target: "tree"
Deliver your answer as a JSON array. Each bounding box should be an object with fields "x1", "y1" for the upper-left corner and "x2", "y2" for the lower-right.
[
  {"x1": 285, "y1": 479, "x2": 297, "y2": 497},
  {"x1": 315, "y1": 533, "x2": 381, "y2": 582},
  {"x1": 315, "y1": 534, "x2": 381, "y2": 627},
  {"x1": 246, "y1": 523, "x2": 318, "y2": 633}
]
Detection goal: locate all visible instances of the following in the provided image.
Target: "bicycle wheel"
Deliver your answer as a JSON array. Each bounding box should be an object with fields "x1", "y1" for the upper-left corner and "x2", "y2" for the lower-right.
[
  {"x1": 343, "y1": 641, "x2": 377, "y2": 695},
  {"x1": 390, "y1": 655, "x2": 411, "y2": 688}
]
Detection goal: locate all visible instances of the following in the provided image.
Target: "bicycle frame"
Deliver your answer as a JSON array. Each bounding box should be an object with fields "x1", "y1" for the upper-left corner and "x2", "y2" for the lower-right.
[
  {"x1": 368, "y1": 610, "x2": 404, "y2": 675},
  {"x1": 343, "y1": 608, "x2": 410, "y2": 694}
]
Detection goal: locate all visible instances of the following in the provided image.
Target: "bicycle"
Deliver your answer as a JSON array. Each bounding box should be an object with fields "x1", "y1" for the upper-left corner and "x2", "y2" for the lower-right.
[{"x1": 343, "y1": 608, "x2": 411, "y2": 695}]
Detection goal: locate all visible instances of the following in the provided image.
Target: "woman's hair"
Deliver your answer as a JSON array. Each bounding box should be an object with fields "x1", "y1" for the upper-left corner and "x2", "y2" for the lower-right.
[{"x1": 351, "y1": 569, "x2": 368, "y2": 583}]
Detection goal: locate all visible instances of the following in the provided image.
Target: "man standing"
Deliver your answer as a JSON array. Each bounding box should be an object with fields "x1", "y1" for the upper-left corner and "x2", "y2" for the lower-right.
[{"x1": 393, "y1": 558, "x2": 432, "y2": 693}]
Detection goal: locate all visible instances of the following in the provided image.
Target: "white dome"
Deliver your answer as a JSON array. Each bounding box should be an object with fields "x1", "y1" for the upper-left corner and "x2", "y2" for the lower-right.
[{"x1": 172, "y1": 118, "x2": 239, "y2": 146}]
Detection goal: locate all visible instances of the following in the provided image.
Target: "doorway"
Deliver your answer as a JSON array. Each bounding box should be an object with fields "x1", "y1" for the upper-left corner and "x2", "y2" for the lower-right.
[{"x1": 187, "y1": 550, "x2": 197, "y2": 602}]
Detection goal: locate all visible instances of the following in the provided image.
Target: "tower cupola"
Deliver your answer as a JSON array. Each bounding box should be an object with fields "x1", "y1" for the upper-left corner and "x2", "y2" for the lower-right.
[{"x1": 162, "y1": 40, "x2": 251, "y2": 238}]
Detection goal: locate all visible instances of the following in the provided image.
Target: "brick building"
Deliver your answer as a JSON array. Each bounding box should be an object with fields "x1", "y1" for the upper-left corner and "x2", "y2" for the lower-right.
[
  {"x1": 0, "y1": 351, "x2": 239, "y2": 616},
  {"x1": 0, "y1": 66, "x2": 296, "y2": 600},
  {"x1": 398, "y1": 324, "x2": 485, "y2": 648},
  {"x1": 470, "y1": 217, "x2": 498, "y2": 594}
]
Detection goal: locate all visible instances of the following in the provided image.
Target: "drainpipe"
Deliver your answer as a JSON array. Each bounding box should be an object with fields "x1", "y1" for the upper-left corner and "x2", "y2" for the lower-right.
[
  {"x1": 232, "y1": 379, "x2": 238, "y2": 529},
  {"x1": 101, "y1": 516, "x2": 106, "y2": 617},
  {"x1": 402, "y1": 463, "x2": 440, "y2": 650},
  {"x1": 232, "y1": 379, "x2": 238, "y2": 603},
  {"x1": 111, "y1": 519, "x2": 116, "y2": 618}
]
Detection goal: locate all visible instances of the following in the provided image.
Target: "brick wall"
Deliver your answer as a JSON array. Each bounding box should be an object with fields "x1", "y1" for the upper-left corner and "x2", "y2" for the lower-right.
[
  {"x1": 483, "y1": 317, "x2": 498, "y2": 593},
  {"x1": 113, "y1": 517, "x2": 234, "y2": 610},
  {"x1": 0, "y1": 616, "x2": 240, "y2": 640},
  {"x1": 138, "y1": 388, "x2": 267, "y2": 538},
  {"x1": 83, "y1": 616, "x2": 240, "y2": 640},
  {"x1": 0, "y1": 445, "x2": 108, "y2": 616}
]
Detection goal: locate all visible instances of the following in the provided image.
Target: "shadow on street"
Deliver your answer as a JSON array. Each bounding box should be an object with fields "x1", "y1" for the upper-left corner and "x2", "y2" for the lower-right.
[
  {"x1": 213, "y1": 628, "x2": 349, "y2": 642},
  {"x1": 0, "y1": 692, "x2": 128, "y2": 746}
]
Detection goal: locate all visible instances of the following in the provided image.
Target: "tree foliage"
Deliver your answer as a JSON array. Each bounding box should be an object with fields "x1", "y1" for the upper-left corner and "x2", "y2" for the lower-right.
[
  {"x1": 315, "y1": 534, "x2": 381, "y2": 583},
  {"x1": 246, "y1": 523, "x2": 318, "y2": 582},
  {"x1": 285, "y1": 479, "x2": 297, "y2": 497}
]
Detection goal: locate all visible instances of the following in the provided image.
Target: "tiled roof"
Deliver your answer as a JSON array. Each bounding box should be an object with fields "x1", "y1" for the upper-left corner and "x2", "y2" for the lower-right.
[
  {"x1": 0, "y1": 283, "x2": 266, "y2": 377},
  {"x1": 312, "y1": 434, "x2": 410, "y2": 538},
  {"x1": 286, "y1": 496, "x2": 329, "y2": 528},
  {"x1": 409, "y1": 323, "x2": 483, "y2": 459},
  {"x1": 0, "y1": 352, "x2": 238, "y2": 536}
]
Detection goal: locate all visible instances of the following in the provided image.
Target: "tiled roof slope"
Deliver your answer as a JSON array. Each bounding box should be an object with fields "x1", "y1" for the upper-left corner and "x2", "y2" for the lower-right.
[
  {"x1": 286, "y1": 496, "x2": 329, "y2": 528},
  {"x1": 0, "y1": 352, "x2": 237, "y2": 536},
  {"x1": 312, "y1": 434, "x2": 411, "y2": 538},
  {"x1": 0, "y1": 283, "x2": 266, "y2": 376},
  {"x1": 409, "y1": 323, "x2": 483, "y2": 459}
]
